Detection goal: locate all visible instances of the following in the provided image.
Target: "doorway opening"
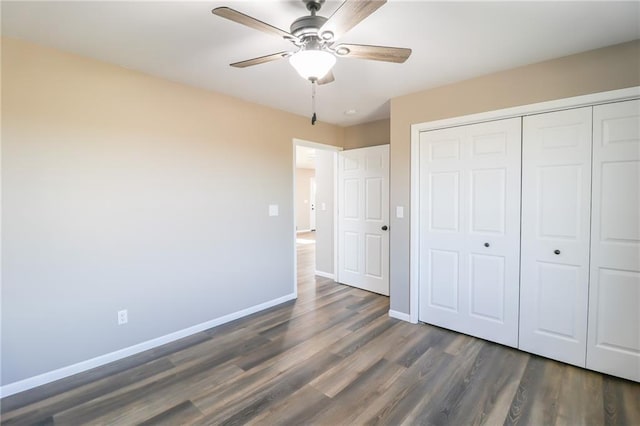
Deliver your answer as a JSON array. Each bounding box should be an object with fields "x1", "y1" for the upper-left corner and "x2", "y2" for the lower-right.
[{"x1": 293, "y1": 139, "x2": 341, "y2": 296}]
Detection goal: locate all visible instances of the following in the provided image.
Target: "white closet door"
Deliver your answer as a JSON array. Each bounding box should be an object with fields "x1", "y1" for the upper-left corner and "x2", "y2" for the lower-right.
[
  {"x1": 520, "y1": 107, "x2": 592, "y2": 367},
  {"x1": 587, "y1": 99, "x2": 640, "y2": 382},
  {"x1": 418, "y1": 117, "x2": 521, "y2": 347},
  {"x1": 419, "y1": 125, "x2": 467, "y2": 333}
]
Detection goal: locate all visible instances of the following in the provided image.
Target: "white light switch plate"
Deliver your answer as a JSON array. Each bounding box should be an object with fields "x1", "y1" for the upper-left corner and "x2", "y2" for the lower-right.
[
  {"x1": 321, "y1": 203, "x2": 327, "y2": 211},
  {"x1": 269, "y1": 204, "x2": 279, "y2": 216},
  {"x1": 396, "y1": 206, "x2": 404, "y2": 218}
]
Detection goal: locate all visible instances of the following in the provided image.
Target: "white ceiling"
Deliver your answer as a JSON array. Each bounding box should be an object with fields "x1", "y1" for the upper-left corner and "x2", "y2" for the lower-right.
[{"x1": 2, "y1": 1, "x2": 639, "y2": 126}]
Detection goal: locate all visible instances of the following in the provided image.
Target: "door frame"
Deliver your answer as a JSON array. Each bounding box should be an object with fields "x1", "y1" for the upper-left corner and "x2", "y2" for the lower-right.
[
  {"x1": 292, "y1": 139, "x2": 342, "y2": 297},
  {"x1": 409, "y1": 87, "x2": 640, "y2": 324}
]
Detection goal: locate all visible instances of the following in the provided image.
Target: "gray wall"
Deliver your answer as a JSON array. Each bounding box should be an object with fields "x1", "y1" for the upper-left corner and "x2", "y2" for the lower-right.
[
  {"x1": 389, "y1": 40, "x2": 640, "y2": 314},
  {"x1": 314, "y1": 149, "x2": 334, "y2": 275},
  {"x1": 1, "y1": 38, "x2": 343, "y2": 386}
]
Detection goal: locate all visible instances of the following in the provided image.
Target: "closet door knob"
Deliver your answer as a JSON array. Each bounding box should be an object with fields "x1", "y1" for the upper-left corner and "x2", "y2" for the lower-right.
[
  {"x1": 484, "y1": 242, "x2": 490, "y2": 248},
  {"x1": 554, "y1": 249, "x2": 561, "y2": 255},
  {"x1": 381, "y1": 225, "x2": 388, "y2": 231}
]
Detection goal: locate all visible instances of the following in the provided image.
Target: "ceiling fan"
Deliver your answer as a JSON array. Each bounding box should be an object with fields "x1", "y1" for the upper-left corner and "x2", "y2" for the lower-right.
[{"x1": 211, "y1": 0, "x2": 412, "y2": 86}]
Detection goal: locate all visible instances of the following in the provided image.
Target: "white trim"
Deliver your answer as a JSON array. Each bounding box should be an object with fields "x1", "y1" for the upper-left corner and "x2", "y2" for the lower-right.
[
  {"x1": 408, "y1": 87, "x2": 640, "y2": 328},
  {"x1": 292, "y1": 141, "x2": 299, "y2": 299},
  {"x1": 410, "y1": 125, "x2": 421, "y2": 324},
  {"x1": 0, "y1": 293, "x2": 296, "y2": 398},
  {"x1": 293, "y1": 138, "x2": 342, "y2": 152},
  {"x1": 333, "y1": 151, "x2": 339, "y2": 281},
  {"x1": 315, "y1": 270, "x2": 335, "y2": 280},
  {"x1": 389, "y1": 309, "x2": 415, "y2": 323},
  {"x1": 296, "y1": 229, "x2": 312, "y2": 234}
]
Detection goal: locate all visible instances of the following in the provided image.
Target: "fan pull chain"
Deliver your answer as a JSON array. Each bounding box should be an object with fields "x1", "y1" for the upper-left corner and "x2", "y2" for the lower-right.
[{"x1": 311, "y1": 80, "x2": 317, "y2": 125}]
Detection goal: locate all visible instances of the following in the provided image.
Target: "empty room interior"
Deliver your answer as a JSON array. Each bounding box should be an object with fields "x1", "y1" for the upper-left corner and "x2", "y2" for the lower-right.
[{"x1": 2, "y1": 0, "x2": 640, "y2": 424}]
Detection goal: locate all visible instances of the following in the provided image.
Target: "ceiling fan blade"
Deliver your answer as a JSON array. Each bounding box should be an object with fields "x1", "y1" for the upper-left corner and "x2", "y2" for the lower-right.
[
  {"x1": 334, "y1": 43, "x2": 411, "y2": 63},
  {"x1": 319, "y1": 0, "x2": 387, "y2": 41},
  {"x1": 212, "y1": 7, "x2": 294, "y2": 40},
  {"x1": 230, "y1": 51, "x2": 291, "y2": 68},
  {"x1": 317, "y1": 70, "x2": 335, "y2": 85}
]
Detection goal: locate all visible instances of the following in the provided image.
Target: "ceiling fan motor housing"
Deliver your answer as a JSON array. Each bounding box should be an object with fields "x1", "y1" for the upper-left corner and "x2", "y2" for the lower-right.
[{"x1": 290, "y1": 14, "x2": 328, "y2": 38}]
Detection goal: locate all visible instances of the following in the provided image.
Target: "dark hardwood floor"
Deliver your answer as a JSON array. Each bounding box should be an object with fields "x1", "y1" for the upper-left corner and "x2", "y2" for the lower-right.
[{"x1": 2, "y1": 233, "x2": 639, "y2": 425}]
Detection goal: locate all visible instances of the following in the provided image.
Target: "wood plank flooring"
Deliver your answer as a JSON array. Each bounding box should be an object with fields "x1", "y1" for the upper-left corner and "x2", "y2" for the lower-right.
[{"x1": 2, "y1": 232, "x2": 639, "y2": 425}]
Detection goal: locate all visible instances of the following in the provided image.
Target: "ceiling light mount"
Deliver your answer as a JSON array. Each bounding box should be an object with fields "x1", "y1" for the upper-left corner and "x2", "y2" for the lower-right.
[{"x1": 303, "y1": 0, "x2": 325, "y2": 14}]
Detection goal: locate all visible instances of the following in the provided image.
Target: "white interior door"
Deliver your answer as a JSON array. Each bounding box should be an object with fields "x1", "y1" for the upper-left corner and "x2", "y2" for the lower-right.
[
  {"x1": 309, "y1": 177, "x2": 316, "y2": 231},
  {"x1": 587, "y1": 99, "x2": 640, "y2": 382},
  {"x1": 338, "y1": 145, "x2": 389, "y2": 296},
  {"x1": 520, "y1": 107, "x2": 592, "y2": 367},
  {"x1": 418, "y1": 118, "x2": 521, "y2": 347}
]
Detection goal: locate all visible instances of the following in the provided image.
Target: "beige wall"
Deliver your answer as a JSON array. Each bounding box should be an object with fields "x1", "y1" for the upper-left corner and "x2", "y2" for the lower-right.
[
  {"x1": 389, "y1": 40, "x2": 640, "y2": 314},
  {"x1": 295, "y1": 167, "x2": 315, "y2": 231},
  {"x1": 1, "y1": 37, "x2": 343, "y2": 386},
  {"x1": 343, "y1": 118, "x2": 390, "y2": 150},
  {"x1": 5, "y1": 34, "x2": 639, "y2": 386}
]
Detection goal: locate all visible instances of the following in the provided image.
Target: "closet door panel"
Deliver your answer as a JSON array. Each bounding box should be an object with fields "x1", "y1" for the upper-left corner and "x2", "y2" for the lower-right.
[
  {"x1": 535, "y1": 262, "x2": 581, "y2": 336},
  {"x1": 520, "y1": 107, "x2": 592, "y2": 367},
  {"x1": 537, "y1": 165, "x2": 583, "y2": 239},
  {"x1": 599, "y1": 160, "x2": 640, "y2": 269},
  {"x1": 428, "y1": 249, "x2": 460, "y2": 312},
  {"x1": 419, "y1": 118, "x2": 521, "y2": 347},
  {"x1": 419, "y1": 126, "x2": 468, "y2": 332},
  {"x1": 469, "y1": 253, "x2": 506, "y2": 322},
  {"x1": 470, "y1": 168, "x2": 506, "y2": 234},
  {"x1": 464, "y1": 119, "x2": 521, "y2": 346},
  {"x1": 588, "y1": 99, "x2": 640, "y2": 382}
]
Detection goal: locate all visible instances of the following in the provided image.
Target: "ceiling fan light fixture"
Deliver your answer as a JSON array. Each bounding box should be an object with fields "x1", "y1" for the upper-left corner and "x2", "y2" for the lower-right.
[{"x1": 289, "y1": 49, "x2": 336, "y2": 81}]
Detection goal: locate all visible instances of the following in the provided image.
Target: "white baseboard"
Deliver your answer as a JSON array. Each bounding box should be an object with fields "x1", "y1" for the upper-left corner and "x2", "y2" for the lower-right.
[
  {"x1": 389, "y1": 309, "x2": 415, "y2": 323},
  {"x1": 314, "y1": 270, "x2": 335, "y2": 280},
  {"x1": 296, "y1": 229, "x2": 312, "y2": 233},
  {"x1": 0, "y1": 292, "x2": 297, "y2": 398}
]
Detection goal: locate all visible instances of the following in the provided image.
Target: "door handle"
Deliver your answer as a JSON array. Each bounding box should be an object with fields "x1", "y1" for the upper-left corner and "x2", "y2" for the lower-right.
[
  {"x1": 381, "y1": 225, "x2": 388, "y2": 231},
  {"x1": 484, "y1": 242, "x2": 490, "y2": 247},
  {"x1": 554, "y1": 249, "x2": 561, "y2": 255}
]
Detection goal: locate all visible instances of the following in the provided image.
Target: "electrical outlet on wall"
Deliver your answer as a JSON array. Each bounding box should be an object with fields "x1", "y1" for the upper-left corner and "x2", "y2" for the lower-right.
[{"x1": 117, "y1": 309, "x2": 128, "y2": 325}]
